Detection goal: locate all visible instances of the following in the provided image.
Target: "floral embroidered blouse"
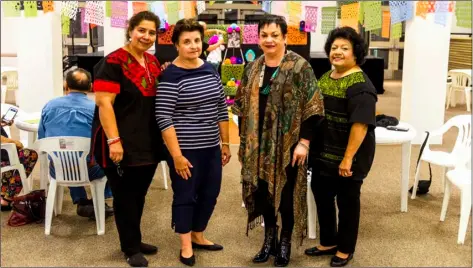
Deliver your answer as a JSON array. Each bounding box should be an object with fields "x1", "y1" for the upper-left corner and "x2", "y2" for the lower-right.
[{"x1": 91, "y1": 48, "x2": 165, "y2": 168}]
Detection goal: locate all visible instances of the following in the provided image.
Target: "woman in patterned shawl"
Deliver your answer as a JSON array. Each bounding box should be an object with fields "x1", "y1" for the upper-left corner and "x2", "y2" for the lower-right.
[{"x1": 232, "y1": 15, "x2": 324, "y2": 267}]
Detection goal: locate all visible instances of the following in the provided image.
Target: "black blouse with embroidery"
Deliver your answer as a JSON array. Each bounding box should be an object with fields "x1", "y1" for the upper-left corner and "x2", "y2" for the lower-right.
[
  {"x1": 312, "y1": 71, "x2": 377, "y2": 180},
  {"x1": 91, "y1": 48, "x2": 165, "y2": 168}
]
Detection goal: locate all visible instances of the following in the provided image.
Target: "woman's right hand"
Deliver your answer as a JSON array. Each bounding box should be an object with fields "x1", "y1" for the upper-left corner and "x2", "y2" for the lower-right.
[
  {"x1": 14, "y1": 140, "x2": 23, "y2": 149},
  {"x1": 173, "y1": 155, "x2": 193, "y2": 180},
  {"x1": 109, "y1": 142, "x2": 124, "y2": 163}
]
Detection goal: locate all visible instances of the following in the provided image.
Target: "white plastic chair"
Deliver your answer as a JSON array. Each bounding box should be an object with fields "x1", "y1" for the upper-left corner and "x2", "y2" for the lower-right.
[
  {"x1": 0, "y1": 143, "x2": 31, "y2": 194},
  {"x1": 440, "y1": 164, "x2": 471, "y2": 244},
  {"x1": 1, "y1": 71, "x2": 18, "y2": 91},
  {"x1": 411, "y1": 115, "x2": 472, "y2": 199},
  {"x1": 35, "y1": 137, "x2": 107, "y2": 235},
  {"x1": 446, "y1": 71, "x2": 472, "y2": 112}
]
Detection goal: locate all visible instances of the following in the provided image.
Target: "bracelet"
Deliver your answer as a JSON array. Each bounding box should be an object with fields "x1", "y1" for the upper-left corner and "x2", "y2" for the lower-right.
[
  {"x1": 107, "y1": 137, "x2": 120, "y2": 144},
  {"x1": 298, "y1": 142, "x2": 310, "y2": 151},
  {"x1": 108, "y1": 139, "x2": 121, "y2": 146},
  {"x1": 221, "y1": 142, "x2": 230, "y2": 146}
]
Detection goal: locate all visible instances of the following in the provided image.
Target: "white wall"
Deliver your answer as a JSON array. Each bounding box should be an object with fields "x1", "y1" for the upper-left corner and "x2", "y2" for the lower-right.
[
  {"x1": 1, "y1": 10, "x2": 21, "y2": 67},
  {"x1": 16, "y1": 11, "x2": 64, "y2": 113},
  {"x1": 400, "y1": 12, "x2": 453, "y2": 144}
]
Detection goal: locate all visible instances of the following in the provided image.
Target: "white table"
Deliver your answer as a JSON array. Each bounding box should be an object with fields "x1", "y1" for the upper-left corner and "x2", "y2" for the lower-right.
[
  {"x1": 375, "y1": 122, "x2": 417, "y2": 212},
  {"x1": 1, "y1": 66, "x2": 18, "y2": 73},
  {"x1": 13, "y1": 113, "x2": 49, "y2": 190}
]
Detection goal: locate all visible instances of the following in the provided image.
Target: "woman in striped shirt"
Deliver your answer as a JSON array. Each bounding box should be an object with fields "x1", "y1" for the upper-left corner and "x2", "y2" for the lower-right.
[{"x1": 155, "y1": 19, "x2": 230, "y2": 267}]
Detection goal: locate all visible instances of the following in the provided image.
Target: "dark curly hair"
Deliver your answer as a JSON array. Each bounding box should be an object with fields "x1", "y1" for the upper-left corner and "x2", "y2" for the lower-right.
[
  {"x1": 172, "y1": 19, "x2": 204, "y2": 45},
  {"x1": 126, "y1": 11, "x2": 160, "y2": 42},
  {"x1": 324, "y1": 27, "x2": 367, "y2": 65},
  {"x1": 258, "y1": 14, "x2": 288, "y2": 36}
]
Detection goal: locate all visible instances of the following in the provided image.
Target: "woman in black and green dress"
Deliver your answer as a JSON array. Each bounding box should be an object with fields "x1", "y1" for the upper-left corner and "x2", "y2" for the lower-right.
[{"x1": 305, "y1": 27, "x2": 377, "y2": 267}]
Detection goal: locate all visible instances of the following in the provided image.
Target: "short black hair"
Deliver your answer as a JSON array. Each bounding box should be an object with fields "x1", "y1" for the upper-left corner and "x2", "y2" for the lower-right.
[
  {"x1": 258, "y1": 14, "x2": 288, "y2": 36},
  {"x1": 324, "y1": 27, "x2": 367, "y2": 65},
  {"x1": 126, "y1": 11, "x2": 160, "y2": 42},
  {"x1": 66, "y1": 68, "x2": 91, "y2": 92},
  {"x1": 172, "y1": 19, "x2": 204, "y2": 45}
]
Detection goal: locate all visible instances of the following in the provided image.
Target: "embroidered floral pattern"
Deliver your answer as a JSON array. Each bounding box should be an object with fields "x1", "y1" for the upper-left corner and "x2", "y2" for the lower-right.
[{"x1": 106, "y1": 48, "x2": 161, "y2": 97}]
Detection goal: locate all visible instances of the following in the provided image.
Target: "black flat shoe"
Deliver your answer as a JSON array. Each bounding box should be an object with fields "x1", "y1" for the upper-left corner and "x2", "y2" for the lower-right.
[
  {"x1": 140, "y1": 242, "x2": 158, "y2": 255},
  {"x1": 125, "y1": 252, "x2": 148, "y2": 267},
  {"x1": 1, "y1": 200, "x2": 12, "y2": 211},
  {"x1": 180, "y1": 250, "x2": 195, "y2": 267},
  {"x1": 330, "y1": 253, "x2": 353, "y2": 267},
  {"x1": 305, "y1": 246, "x2": 338, "y2": 256},
  {"x1": 192, "y1": 242, "x2": 223, "y2": 251}
]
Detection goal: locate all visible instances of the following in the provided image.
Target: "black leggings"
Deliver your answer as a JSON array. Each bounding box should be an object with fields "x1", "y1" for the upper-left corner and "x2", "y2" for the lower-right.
[
  {"x1": 255, "y1": 164, "x2": 297, "y2": 234},
  {"x1": 104, "y1": 164, "x2": 157, "y2": 256}
]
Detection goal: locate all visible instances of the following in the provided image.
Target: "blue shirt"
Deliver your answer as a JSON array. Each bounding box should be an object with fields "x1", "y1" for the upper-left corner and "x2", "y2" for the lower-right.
[
  {"x1": 38, "y1": 92, "x2": 95, "y2": 139},
  {"x1": 38, "y1": 92, "x2": 103, "y2": 179}
]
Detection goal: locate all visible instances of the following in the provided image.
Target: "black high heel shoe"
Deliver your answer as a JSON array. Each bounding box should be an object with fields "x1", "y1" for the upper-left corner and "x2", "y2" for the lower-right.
[
  {"x1": 274, "y1": 230, "x2": 292, "y2": 267},
  {"x1": 252, "y1": 226, "x2": 278, "y2": 263},
  {"x1": 180, "y1": 250, "x2": 195, "y2": 267}
]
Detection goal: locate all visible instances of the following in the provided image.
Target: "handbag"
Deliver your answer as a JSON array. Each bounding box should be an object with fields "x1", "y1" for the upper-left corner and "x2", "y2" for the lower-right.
[
  {"x1": 409, "y1": 132, "x2": 432, "y2": 195},
  {"x1": 7, "y1": 189, "x2": 46, "y2": 227}
]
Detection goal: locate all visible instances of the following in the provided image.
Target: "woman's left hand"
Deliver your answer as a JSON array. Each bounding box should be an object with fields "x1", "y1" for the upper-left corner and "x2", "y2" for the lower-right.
[
  {"x1": 221, "y1": 145, "x2": 231, "y2": 166},
  {"x1": 339, "y1": 157, "x2": 353, "y2": 177},
  {"x1": 291, "y1": 142, "x2": 309, "y2": 167},
  {"x1": 160, "y1": 62, "x2": 171, "y2": 71}
]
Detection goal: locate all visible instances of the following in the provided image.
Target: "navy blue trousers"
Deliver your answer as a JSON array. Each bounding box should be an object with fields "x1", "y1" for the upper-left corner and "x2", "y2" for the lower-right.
[{"x1": 167, "y1": 146, "x2": 222, "y2": 234}]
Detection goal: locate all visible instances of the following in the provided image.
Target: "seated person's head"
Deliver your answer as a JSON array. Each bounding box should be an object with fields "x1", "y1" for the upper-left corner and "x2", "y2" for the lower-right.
[{"x1": 64, "y1": 68, "x2": 92, "y2": 93}]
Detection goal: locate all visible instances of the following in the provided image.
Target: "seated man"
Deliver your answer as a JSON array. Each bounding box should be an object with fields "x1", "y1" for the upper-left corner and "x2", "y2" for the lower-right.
[{"x1": 38, "y1": 68, "x2": 113, "y2": 219}]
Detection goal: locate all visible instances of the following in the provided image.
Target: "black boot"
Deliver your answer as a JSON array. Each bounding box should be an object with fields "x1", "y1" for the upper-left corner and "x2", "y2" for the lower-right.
[
  {"x1": 274, "y1": 230, "x2": 292, "y2": 267},
  {"x1": 252, "y1": 226, "x2": 278, "y2": 263}
]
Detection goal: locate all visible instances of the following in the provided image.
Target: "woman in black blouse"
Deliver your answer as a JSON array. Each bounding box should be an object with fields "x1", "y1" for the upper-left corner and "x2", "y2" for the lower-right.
[
  {"x1": 91, "y1": 11, "x2": 165, "y2": 267},
  {"x1": 305, "y1": 27, "x2": 377, "y2": 267}
]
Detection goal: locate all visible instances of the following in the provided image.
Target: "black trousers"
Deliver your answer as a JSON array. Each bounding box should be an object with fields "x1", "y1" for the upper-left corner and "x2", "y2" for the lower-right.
[
  {"x1": 311, "y1": 174, "x2": 363, "y2": 254},
  {"x1": 104, "y1": 164, "x2": 157, "y2": 256},
  {"x1": 167, "y1": 146, "x2": 222, "y2": 234},
  {"x1": 256, "y1": 164, "x2": 297, "y2": 234}
]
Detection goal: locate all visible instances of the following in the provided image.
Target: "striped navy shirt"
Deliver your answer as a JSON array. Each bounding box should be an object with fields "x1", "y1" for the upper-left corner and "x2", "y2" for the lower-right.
[{"x1": 156, "y1": 62, "x2": 229, "y2": 150}]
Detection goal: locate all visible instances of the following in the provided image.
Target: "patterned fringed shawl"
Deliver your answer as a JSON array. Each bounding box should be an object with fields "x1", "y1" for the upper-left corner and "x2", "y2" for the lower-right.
[{"x1": 232, "y1": 51, "x2": 324, "y2": 243}]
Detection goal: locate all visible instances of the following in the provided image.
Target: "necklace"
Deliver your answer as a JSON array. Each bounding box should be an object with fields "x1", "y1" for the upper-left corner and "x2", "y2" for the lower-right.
[
  {"x1": 143, "y1": 57, "x2": 153, "y2": 85},
  {"x1": 259, "y1": 54, "x2": 285, "y2": 95},
  {"x1": 126, "y1": 45, "x2": 153, "y2": 86}
]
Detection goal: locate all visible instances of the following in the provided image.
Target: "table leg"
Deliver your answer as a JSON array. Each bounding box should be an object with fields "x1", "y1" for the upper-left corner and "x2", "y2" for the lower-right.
[
  {"x1": 27, "y1": 131, "x2": 37, "y2": 148},
  {"x1": 401, "y1": 142, "x2": 412, "y2": 212},
  {"x1": 39, "y1": 152, "x2": 48, "y2": 191},
  {"x1": 307, "y1": 176, "x2": 317, "y2": 239}
]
